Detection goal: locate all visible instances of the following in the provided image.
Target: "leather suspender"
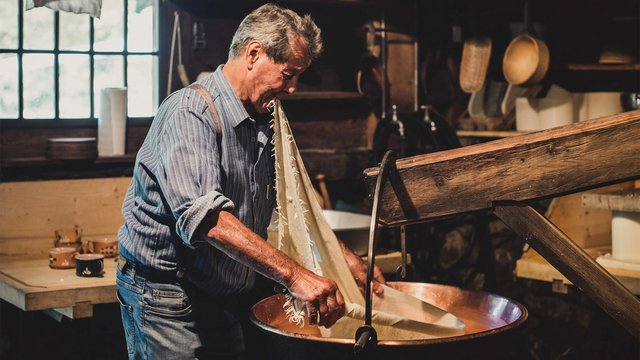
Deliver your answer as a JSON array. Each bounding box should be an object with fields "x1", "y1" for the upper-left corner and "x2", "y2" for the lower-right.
[
  {"x1": 175, "y1": 84, "x2": 225, "y2": 278},
  {"x1": 188, "y1": 83, "x2": 223, "y2": 147}
]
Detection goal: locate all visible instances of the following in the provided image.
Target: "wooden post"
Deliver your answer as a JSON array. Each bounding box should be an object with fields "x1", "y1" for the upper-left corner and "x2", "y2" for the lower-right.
[{"x1": 494, "y1": 201, "x2": 640, "y2": 339}]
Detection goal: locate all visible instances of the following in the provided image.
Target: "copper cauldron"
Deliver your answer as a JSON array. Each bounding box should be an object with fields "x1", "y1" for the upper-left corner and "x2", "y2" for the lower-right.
[{"x1": 251, "y1": 282, "x2": 527, "y2": 359}]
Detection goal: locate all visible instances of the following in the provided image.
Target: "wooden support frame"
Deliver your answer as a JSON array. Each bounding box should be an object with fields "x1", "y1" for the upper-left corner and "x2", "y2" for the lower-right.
[
  {"x1": 493, "y1": 201, "x2": 640, "y2": 337},
  {"x1": 362, "y1": 111, "x2": 640, "y2": 338},
  {"x1": 363, "y1": 110, "x2": 640, "y2": 226}
]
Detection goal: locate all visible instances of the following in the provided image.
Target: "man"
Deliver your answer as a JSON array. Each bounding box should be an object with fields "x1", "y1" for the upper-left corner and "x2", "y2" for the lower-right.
[{"x1": 116, "y1": 4, "x2": 385, "y2": 359}]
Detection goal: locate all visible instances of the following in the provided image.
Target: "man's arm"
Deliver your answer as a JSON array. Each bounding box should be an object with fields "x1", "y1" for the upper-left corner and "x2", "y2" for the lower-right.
[
  {"x1": 200, "y1": 210, "x2": 345, "y2": 328},
  {"x1": 338, "y1": 239, "x2": 386, "y2": 295}
]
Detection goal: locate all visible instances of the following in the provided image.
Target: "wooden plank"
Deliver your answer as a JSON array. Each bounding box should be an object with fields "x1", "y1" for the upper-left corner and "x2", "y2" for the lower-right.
[
  {"x1": 456, "y1": 130, "x2": 528, "y2": 138},
  {"x1": 300, "y1": 148, "x2": 373, "y2": 181},
  {"x1": 290, "y1": 113, "x2": 376, "y2": 150},
  {"x1": 516, "y1": 248, "x2": 640, "y2": 295},
  {"x1": 363, "y1": 110, "x2": 640, "y2": 225},
  {"x1": 0, "y1": 178, "x2": 130, "y2": 255},
  {"x1": 543, "y1": 186, "x2": 634, "y2": 248},
  {"x1": 52, "y1": 301, "x2": 93, "y2": 319},
  {"x1": 494, "y1": 202, "x2": 640, "y2": 339},
  {"x1": 582, "y1": 189, "x2": 640, "y2": 211},
  {"x1": 517, "y1": 246, "x2": 640, "y2": 282}
]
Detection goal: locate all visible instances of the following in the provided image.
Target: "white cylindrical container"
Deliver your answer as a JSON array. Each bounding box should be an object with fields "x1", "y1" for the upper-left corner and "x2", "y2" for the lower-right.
[
  {"x1": 611, "y1": 210, "x2": 640, "y2": 263},
  {"x1": 515, "y1": 97, "x2": 540, "y2": 131},
  {"x1": 538, "y1": 96, "x2": 574, "y2": 130},
  {"x1": 586, "y1": 92, "x2": 623, "y2": 119},
  {"x1": 98, "y1": 87, "x2": 127, "y2": 157}
]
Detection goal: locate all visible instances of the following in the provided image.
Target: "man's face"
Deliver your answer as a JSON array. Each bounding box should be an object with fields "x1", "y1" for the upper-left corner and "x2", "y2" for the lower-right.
[{"x1": 247, "y1": 37, "x2": 310, "y2": 114}]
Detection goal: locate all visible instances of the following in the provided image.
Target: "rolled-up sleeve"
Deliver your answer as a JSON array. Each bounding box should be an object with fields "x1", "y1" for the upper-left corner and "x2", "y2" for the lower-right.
[
  {"x1": 176, "y1": 190, "x2": 233, "y2": 245},
  {"x1": 158, "y1": 107, "x2": 234, "y2": 245}
]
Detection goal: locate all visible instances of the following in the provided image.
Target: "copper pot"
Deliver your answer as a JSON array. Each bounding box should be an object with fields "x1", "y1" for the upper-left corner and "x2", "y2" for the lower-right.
[{"x1": 251, "y1": 282, "x2": 527, "y2": 359}]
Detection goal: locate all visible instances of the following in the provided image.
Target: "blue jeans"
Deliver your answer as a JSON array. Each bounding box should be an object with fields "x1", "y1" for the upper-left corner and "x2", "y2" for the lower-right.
[{"x1": 116, "y1": 260, "x2": 245, "y2": 359}]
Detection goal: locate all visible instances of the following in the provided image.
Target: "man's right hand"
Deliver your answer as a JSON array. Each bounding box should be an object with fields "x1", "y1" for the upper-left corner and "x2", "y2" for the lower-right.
[
  {"x1": 202, "y1": 210, "x2": 345, "y2": 327},
  {"x1": 286, "y1": 267, "x2": 345, "y2": 328}
]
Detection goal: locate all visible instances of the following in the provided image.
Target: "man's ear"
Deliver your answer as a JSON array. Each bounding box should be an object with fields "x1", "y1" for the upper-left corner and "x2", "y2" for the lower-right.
[{"x1": 245, "y1": 41, "x2": 262, "y2": 70}]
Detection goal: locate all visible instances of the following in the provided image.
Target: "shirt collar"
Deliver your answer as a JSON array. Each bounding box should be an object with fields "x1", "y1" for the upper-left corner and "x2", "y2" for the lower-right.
[{"x1": 210, "y1": 65, "x2": 250, "y2": 129}]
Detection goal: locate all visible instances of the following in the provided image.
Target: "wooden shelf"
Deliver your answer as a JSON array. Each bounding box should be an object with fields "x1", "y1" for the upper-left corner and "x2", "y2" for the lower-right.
[
  {"x1": 553, "y1": 63, "x2": 640, "y2": 71},
  {"x1": 1, "y1": 154, "x2": 136, "y2": 168},
  {"x1": 280, "y1": 91, "x2": 364, "y2": 101},
  {"x1": 456, "y1": 130, "x2": 527, "y2": 138},
  {"x1": 516, "y1": 247, "x2": 640, "y2": 295}
]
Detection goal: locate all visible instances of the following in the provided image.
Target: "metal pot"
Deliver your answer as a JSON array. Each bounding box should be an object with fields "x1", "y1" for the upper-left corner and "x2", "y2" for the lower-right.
[{"x1": 251, "y1": 282, "x2": 527, "y2": 359}]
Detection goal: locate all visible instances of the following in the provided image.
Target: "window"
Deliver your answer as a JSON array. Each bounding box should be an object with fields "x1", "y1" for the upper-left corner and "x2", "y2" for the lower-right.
[{"x1": 0, "y1": 0, "x2": 159, "y2": 123}]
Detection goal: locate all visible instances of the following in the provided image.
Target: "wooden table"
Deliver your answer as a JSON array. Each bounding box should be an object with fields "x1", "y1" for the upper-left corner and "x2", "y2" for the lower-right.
[{"x1": 0, "y1": 255, "x2": 117, "y2": 319}]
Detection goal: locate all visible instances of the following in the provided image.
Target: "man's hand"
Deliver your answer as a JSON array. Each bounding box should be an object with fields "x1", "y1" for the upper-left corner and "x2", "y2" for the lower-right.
[
  {"x1": 286, "y1": 267, "x2": 345, "y2": 328},
  {"x1": 339, "y1": 240, "x2": 386, "y2": 295}
]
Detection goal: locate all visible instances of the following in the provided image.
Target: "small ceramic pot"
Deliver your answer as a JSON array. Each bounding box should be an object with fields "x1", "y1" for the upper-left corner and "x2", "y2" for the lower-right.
[
  {"x1": 85, "y1": 237, "x2": 118, "y2": 258},
  {"x1": 75, "y1": 254, "x2": 104, "y2": 277},
  {"x1": 54, "y1": 226, "x2": 83, "y2": 252},
  {"x1": 49, "y1": 247, "x2": 78, "y2": 269}
]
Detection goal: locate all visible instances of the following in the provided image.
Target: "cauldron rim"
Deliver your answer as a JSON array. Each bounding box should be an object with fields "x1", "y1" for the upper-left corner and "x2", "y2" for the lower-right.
[{"x1": 250, "y1": 281, "x2": 528, "y2": 346}]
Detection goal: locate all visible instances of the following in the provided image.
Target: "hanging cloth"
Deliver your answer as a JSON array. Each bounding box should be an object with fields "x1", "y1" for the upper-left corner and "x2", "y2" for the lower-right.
[
  {"x1": 271, "y1": 99, "x2": 465, "y2": 340},
  {"x1": 26, "y1": 0, "x2": 102, "y2": 18}
]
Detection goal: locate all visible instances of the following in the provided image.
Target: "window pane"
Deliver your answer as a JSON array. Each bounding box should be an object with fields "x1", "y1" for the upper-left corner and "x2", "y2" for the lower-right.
[
  {"x1": 94, "y1": 0, "x2": 124, "y2": 52},
  {"x1": 23, "y1": 54, "x2": 55, "y2": 119},
  {"x1": 128, "y1": 0, "x2": 158, "y2": 52},
  {"x1": 59, "y1": 11, "x2": 90, "y2": 51},
  {"x1": 59, "y1": 54, "x2": 90, "y2": 118},
  {"x1": 0, "y1": 54, "x2": 19, "y2": 118},
  {"x1": 127, "y1": 55, "x2": 157, "y2": 117},
  {"x1": 0, "y1": 0, "x2": 18, "y2": 49},
  {"x1": 94, "y1": 55, "x2": 124, "y2": 116},
  {"x1": 24, "y1": 7, "x2": 54, "y2": 50}
]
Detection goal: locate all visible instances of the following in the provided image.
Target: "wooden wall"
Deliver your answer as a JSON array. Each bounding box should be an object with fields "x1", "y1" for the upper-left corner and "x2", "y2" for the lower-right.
[{"x1": 0, "y1": 178, "x2": 131, "y2": 256}]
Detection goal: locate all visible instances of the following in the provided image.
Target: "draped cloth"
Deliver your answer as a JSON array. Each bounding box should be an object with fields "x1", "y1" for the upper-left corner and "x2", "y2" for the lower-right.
[
  {"x1": 26, "y1": 0, "x2": 102, "y2": 18},
  {"x1": 271, "y1": 100, "x2": 464, "y2": 340}
]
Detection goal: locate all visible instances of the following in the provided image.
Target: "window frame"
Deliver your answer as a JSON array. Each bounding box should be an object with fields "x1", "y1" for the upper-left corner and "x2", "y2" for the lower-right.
[{"x1": 0, "y1": 0, "x2": 164, "y2": 129}]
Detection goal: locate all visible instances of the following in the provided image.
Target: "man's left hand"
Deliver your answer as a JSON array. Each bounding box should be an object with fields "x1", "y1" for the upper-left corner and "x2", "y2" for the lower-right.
[{"x1": 339, "y1": 240, "x2": 386, "y2": 295}]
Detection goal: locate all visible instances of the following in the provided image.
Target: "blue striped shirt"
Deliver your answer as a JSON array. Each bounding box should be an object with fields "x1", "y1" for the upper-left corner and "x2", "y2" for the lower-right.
[{"x1": 118, "y1": 66, "x2": 276, "y2": 296}]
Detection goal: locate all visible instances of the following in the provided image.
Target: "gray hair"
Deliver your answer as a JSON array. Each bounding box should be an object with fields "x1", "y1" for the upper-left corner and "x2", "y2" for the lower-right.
[{"x1": 228, "y1": 3, "x2": 323, "y2": 63}]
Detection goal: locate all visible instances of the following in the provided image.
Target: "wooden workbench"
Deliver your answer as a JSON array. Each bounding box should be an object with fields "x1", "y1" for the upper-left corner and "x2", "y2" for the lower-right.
[
  {"x1": 0, "y1": 255, "x2": 117, "y2": 319},
  {"x1": 0, "y1": 177, "x2": 130, "y2": 319}
]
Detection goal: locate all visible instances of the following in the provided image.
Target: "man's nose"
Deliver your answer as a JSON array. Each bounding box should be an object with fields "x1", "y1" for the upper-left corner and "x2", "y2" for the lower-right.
[{"x1": 283, "y1": 77, "x2": 298, "y2": 94}]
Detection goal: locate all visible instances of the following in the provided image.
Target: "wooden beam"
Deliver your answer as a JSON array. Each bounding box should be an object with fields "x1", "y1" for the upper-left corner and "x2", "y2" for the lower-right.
[
  {"x1": 494, "y1": 201, "x2": 640, "y2": 338},
  {"x1": 582, "y1": 189, "x2": 640, "y2": 212},
  {"x1": 363, "y1": 110, "x2": 640, "y2": 225},
  {"x1": 51, "y1": 301, "x2": 93, "y2": 319}
]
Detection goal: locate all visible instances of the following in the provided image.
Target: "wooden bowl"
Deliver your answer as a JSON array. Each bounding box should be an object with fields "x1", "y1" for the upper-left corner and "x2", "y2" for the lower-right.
[
  {"x1": 46, "y1": 137, "x2": 98, "y2": 160},
  {"x1": 502, "y1": 33, "x2": 549, "y2": 87}
]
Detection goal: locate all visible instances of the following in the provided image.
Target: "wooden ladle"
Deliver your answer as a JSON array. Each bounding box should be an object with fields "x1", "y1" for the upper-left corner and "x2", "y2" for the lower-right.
[{"x1": 502, "y1": 1, "x2": 549, "y2": 87}]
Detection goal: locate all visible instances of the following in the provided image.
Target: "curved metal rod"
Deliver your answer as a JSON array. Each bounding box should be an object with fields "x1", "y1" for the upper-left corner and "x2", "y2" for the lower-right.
[
  {"x1": 355, "y1": 150, "x2": 397, "y2": 355},
  {"x1": 364, "y1": 150, "x2": 398, "y2": 325}
]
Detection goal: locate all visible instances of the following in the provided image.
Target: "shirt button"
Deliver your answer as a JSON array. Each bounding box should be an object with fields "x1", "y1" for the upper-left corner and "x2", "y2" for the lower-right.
[{"x1": 251, "y1": 137, "x2": 256, "y2": 142}]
